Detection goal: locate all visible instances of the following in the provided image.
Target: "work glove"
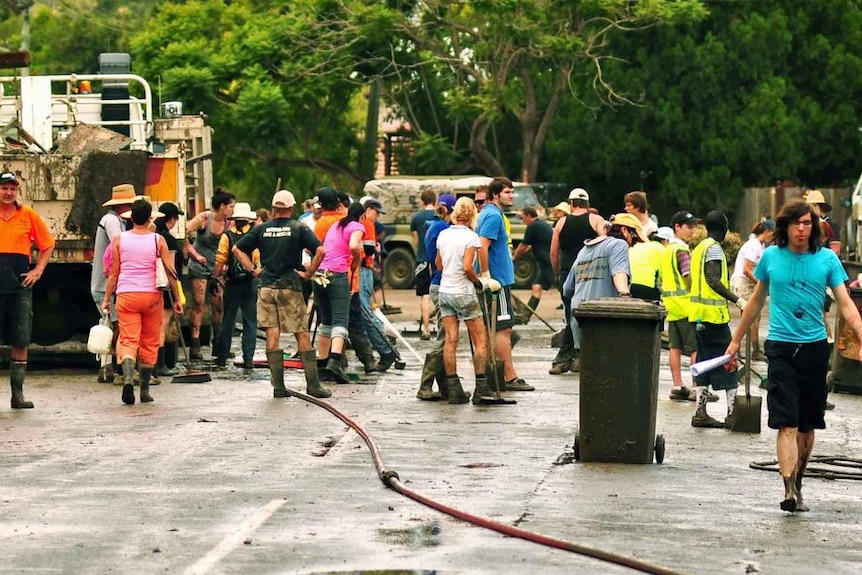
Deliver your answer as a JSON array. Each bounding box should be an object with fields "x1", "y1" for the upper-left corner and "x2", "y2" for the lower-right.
[
  {"x1": 311, "y1": 271, "x2": 331, "y2": 288},
  {"x1": 478, "y1": 272, "x2": 502, "y2": 293},
  {"x1": 735, "y1": 297, "x2": 747, "y2": 311}
]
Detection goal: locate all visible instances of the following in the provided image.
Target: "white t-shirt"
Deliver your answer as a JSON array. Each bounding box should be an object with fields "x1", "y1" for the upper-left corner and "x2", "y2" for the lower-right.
[
  {"x1": 731, "y1": 236, "x2": 764, "y2": 281},
  {"x1": 437, "y1": 225, "x2": 482, "y2": 294}
]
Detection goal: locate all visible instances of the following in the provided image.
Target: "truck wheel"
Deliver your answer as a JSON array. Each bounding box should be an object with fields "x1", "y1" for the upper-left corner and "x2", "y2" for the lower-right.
[
  {"x1": 384, "y1": 247, "x2": 415, "y2": 289},
  {"x1": 513, "y1": 253, "x2": 537, "y2": 289}
]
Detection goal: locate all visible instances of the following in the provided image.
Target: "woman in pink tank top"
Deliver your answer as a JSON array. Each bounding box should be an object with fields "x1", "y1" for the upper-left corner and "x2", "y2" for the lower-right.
[{"x1": 103, "y1": 200, "x2": 182, "y2": 406}]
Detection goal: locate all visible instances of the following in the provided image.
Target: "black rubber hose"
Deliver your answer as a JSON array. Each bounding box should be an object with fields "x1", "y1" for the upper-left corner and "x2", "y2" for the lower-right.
[{"x1": 289, "y1": 389, "x2": 687, "y2": 575}]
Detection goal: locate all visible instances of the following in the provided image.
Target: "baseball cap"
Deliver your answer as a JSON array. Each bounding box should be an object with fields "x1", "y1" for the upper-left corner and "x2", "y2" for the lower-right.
[
  {"x1": 671, "y1": 211, "x2": 700, "y2": 226},
  {"x1": 364, "y1": 198, "x2": 386, "y2": 214},
  {"x1": 438, "y1": 193, "x2": 457, "y2": 212},
  {"x1": 0, "y1": 172, "x2": 19, "y2": 186},
  {"x1": 314, "y1": 186, "x2": 338, "y2": 209},
  {"x1": 158, "y1": 202, "x2": 184, "y2": 219},
  {"x1": 568, "y1": 187, "x2": 589, "y2": 201},
  {"x1": 271, "y1": 189, "x2": 296, "y2": 209}
]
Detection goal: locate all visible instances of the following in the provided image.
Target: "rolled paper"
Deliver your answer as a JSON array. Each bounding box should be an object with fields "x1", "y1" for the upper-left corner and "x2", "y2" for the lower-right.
[{"x1": 690, "y1": 354, "x2": 732, "y2": 377}]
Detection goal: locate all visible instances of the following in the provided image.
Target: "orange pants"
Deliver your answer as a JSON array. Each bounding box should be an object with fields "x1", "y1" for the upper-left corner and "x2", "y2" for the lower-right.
[{"x1": 116, "y1": 292, "x2": 162, "y2": 365}]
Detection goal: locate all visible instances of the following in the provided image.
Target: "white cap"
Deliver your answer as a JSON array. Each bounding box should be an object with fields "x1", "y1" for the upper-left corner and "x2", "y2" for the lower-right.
[
  {"x1": 272, "y1": 189, "x2": 296, "y2": 209},
  {"x1": 568, "y1": 187, "x2": 589, "y2": 201},
  {"x1": 656, "y1": 226, "x2": 674, "y2": 241}
]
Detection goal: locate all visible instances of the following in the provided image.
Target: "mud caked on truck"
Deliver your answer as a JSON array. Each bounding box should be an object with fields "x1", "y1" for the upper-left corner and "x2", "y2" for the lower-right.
[
  {"x1": 0, "y1": 53, "x2": 213, "y2": 349},
  {"x1": 362, "y1": 176, "x2": 545, "y2": 289}
]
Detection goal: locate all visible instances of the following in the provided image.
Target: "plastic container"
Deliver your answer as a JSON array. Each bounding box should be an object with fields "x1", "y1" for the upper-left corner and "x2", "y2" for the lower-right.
[{"x1": 87, "y1": 315, "x2": 113, "y2": 355}]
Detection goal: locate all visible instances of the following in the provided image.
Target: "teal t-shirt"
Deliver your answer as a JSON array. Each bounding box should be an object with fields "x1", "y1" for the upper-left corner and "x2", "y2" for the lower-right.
[{"x1": 755, "y1": 245, "x2": 847, "y2": 343}]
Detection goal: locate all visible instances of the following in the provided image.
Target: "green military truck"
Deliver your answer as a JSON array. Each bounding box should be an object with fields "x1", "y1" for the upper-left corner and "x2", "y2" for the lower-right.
[{"x1": 362, "y1": 176, "x2": 546, "y2": 289}]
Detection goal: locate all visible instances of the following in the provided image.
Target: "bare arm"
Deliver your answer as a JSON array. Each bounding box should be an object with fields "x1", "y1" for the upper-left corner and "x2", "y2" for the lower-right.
[
  {"x1": 21, "y1": 245, "x2": 53, "y2": 288},
  {"x1": 612, "y1": 272, "x2": 630, "y2": 296},
  {"x1": 297, "y1": 245, "x2": 326, "y2": 280},
  {"x1": 463, "y1": 246, "x2": 481, "y2": 288},
  {"x1": 550, "y1": 217, "x2": 564, "y2": 277},
  {"x1": 590, "y1": 213, "x2": 607, "y2": 236},
  {"x1": 705, "y1": 260, "x2": 738, "y2": 303},
  {"x1": 184, "y1": 212, "x2": 209, "y2": 264},
  {"x1": 349, "y1": 229, "x2": 363, "y2": 271},
  {"x1": 102, "y1": 239, "x2": 121, "y2": 311},
  {"x1": 232, "y1": 245, "x2": 259, "y2": 279},
  {"x1": 477, "y1": 244, "x2": 489, "y2": 275},
  {"x1": 743, "y1": 259, "x2": 757, "y2": 284},
  {"x1": 725, "y1": 280, "x2": 768, "y2": 364},
  {"x1": 159, "y1": 236, "x2": 182, "y2": 314},
  {"x1": 513, "y1": 242, "x2": 531, "y2": 260}
]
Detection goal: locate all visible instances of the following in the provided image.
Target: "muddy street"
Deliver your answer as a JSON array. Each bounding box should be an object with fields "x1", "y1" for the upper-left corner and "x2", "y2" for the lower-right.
[{"x1": 1, "y1": 290, "x2": 861, "y2": 574}]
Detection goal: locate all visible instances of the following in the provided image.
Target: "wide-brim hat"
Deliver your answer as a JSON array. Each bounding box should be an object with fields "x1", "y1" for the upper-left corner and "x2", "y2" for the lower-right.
[
  {"x1": 103, "y1": 183, "x2": 141, "y2": 207},
  {"x1": 231, "y1": 202, "x2": 257, "y2": 220},
  {"x1": 551, "y1": 201, "x2": 571, "y2": 215},
  {"x1": 611, "y1": 212, "x2": 648, "y2": 242},
  {"x1": 805, "y1": 189, "x2": 832, "y2": 211}
]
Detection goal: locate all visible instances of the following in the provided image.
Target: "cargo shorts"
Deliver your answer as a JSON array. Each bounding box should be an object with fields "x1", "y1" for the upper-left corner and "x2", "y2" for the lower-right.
[
  {"x1": 0, "y1": 289, "x2": 33, "y2": 348},
  {"x1": 257, "y1": 286, "x2": 307, "y2": 333}
]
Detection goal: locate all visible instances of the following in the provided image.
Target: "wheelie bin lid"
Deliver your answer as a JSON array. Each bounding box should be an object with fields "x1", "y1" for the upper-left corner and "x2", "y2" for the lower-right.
[{"x1": 572, "y1": 297, "x2": 667, "y2": 321}]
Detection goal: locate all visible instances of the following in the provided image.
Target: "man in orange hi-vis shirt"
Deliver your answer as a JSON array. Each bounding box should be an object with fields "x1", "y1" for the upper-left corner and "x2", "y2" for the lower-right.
[{"x1": 0, "y1": 172, "x2": 55, "y2": 409}]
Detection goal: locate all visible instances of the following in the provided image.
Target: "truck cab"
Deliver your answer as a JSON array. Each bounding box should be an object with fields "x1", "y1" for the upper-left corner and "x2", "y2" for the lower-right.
[{"x1": 362, "y1": 176, "x2": 545, "y2": 289}]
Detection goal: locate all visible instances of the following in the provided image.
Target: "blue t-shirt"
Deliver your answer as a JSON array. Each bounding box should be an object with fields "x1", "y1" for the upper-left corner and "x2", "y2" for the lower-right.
[
  {"x1": 410, "y1": 210, "x2": 437, "y2": 262},
  {"x1": 425, "y1": 218, "x2": 450, "y2": 286},
  {"x1": 476, "y1": 204, "x2": 515, "y2": 286},
  {"x1": 755, "y1": 245, "x2": 847, "y2": 343}
]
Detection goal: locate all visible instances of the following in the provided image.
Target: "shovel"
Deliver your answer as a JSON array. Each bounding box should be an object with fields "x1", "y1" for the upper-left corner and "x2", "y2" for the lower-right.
[
  {"x1": 166, "y1": 289, "x2": 212, "y2": 384},
  {"x1": 730, "y1": 333, "x2": 761, "y2": 433},
  {"x1": 475, "y1": 291, "x2": 516, "y2": 406}
]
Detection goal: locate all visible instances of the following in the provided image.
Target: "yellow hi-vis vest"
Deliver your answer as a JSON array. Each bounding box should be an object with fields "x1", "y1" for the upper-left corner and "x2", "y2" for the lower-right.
[
  {"x1": 688, "y1": 237, "x2": 730, "y2": 325},
  {"x1": 660, "y1": 241, "x2": 691, "y2": 321},
  {"x1": 629, "y1": 241, "x2": 665, "y2": 288}
]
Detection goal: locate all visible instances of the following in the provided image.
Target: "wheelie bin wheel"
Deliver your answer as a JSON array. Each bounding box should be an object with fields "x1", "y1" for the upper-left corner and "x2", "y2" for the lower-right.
[
  {"x1": 574, "y1": 431, "x2": 581, "y2": 461},
  {"x1": 654, "y1": 434, "x2": 665, "y2": 464}
]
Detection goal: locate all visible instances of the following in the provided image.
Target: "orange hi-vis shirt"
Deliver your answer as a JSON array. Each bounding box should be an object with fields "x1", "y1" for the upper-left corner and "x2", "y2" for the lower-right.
[{"x1": 0, "y1": 204, "x2": 55, "y2": 293}]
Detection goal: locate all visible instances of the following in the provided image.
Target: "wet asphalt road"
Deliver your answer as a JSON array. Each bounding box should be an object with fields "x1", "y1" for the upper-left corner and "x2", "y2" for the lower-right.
[{"x1": 1, "y1": 291, "x2": 862, "y2": 574}]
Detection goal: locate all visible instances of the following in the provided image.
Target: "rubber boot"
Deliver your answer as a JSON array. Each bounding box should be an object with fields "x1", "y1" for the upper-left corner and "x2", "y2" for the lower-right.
[
  {"x1": 318, "y1": 358, "x2": 333, "y2": 382},
  {"x1": 121, "y1": 358, "x2": 136, "y2": 405},
  {"x1": 139, "y1": 367, "x2": 154, "y2": 403},
  {"x1": 267, "y1": 349, "x2": 289, "y2": 398},
  {"x1": 350, "y1": 332, "x2": 379, "y2": 374},
  {"x1": 436, "y1": 369, "x2": 449, "y2": 400},
  {"x1": 416, "y1": 351, "x2": 443, "y2": 401},
  {"x1": 446, "y1": 375, "x2": 470, "y2": 404},
  {"x1": 10, "y1": 361, "x2": 33, "y2": 409},
  {"x1": 189, "y1": 337, "x2": 203, "y2": 361},
  {"x1": 155, "y1": 347, "x2": 178, "y2": 377},
  {"x1": 471, "y1": 374, "x2": 497, "y2": 405},
  {"x1": 325, "y1": 355, "x2": 350, "y2": 384},
  {"x1": 301, "y1": 350, "x2": 331, "y2": 398}
]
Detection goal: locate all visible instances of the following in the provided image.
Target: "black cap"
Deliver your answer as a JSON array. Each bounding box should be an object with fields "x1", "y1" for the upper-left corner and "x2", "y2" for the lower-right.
[
  {"x1": 0, "y1": 172, "x2": 19, "y2": 185},
  {"x1": 671, "y1": 211, "x2": 700, "y2": 226},
  {"x1": 158, "y1": 202, "x2": 184, "y2": 219},
  {"x1": 315, "y1": 186, "x2": 339, "y2": 209},
  {"x1": 365, "y1": 199, "x2": 386, "y2": 214}
]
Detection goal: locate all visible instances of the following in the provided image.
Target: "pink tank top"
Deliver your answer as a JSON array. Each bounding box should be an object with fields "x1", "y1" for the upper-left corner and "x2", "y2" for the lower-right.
[{"x1": 117, "y1": 231, "x2": 159, "y2": 294}]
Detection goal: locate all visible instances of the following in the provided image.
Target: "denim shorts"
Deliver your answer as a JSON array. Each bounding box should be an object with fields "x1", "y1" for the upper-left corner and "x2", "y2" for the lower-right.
[{"x1": 438, "y1": 292, "x2": 482, "y2": 321}]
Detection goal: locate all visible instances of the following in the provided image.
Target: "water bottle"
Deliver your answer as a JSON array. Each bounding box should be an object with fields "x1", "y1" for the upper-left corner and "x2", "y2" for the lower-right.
[{"x1": 695, "y1": 318, "x2": 704, "y2": 332}]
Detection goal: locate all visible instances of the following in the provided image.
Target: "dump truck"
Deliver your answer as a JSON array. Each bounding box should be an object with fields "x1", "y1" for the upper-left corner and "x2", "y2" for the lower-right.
[
  {"x1": 0, "y1": 53, "x2": 213, "y2": 348},
  {"x1": 362, "y1": 176, "x2": 545, "y2": 289}
]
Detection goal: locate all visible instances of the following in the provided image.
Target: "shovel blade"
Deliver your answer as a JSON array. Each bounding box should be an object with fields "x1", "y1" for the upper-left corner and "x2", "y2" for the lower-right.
[{"x1": 730, "y1": 395, "x2": 762, "y2": 434}]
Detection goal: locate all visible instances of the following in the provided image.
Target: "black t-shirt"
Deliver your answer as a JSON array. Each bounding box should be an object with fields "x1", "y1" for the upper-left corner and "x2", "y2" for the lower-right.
[
  {"x1": 522, "y1": 218, "x2": 553, "y2": 266},
  {"x1": 155, "y1": 222, "x2": 182, "y2": 277},
  {"x1": 235, "y1": 217, "x2": 321, "y2": 289}
]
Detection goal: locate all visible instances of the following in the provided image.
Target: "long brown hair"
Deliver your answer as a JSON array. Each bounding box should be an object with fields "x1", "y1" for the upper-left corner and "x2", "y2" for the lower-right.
[{"x1": 774, "y1": 199, "x2": 822, "y2": 253}]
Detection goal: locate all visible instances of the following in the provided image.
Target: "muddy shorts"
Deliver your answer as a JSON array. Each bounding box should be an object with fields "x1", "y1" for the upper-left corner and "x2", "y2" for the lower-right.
[
  {"x1": 730, "y1": 276, "x2": 756, "y2": 301},
  {"x1": 536, "y1": 263, "x2": 554, "y2": 291},
  {"x1": 693, "y1": 322, "x2": 736, "y2": 390},
  {"x1": 478, "y1": 285, "x2": 515, "y2": 330},
  {"x1": 668, "y1": 318, "x2": 697, "y2": 355},
  {"x1": 764, "y1": 339, "x2": 829, "y2": 432},
  {"x1": 0, "y1": 289, "x2": 32, "y2": 347},
  {"x1": 439, "y1": 292, "x2": 483, "y2": 321},
  {"x1": 257, "y1": 286, "x2": 307, "y2": 333}
]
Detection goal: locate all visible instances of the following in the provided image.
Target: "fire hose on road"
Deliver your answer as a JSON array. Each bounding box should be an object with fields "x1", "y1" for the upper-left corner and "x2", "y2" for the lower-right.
[{"x1": 287, "y1": 388, "x2": 686, "y2": 575}]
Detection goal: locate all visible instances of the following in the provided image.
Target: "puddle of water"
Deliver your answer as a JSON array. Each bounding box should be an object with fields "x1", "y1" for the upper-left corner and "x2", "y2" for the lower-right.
[
  {"x1": 375, "y1": 522, "x2": 442, "y2": 548},
  {"x1": 311, "y1": 571, "x2": 439, "y2": 575}
]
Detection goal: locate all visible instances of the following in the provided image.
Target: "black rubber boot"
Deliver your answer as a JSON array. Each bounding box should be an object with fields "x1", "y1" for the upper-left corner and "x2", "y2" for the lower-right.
[
  {"x1": 301, "y1": 350, "x2": 332, "y2": 398},
  {"x1": 139, "y1": 367, "x2": 154, "y2": 403},
  {"x1": 350, "y1": 332, "x2": 379, "y2": 374},
  {"x1": 317, "y1": 358, "x2": 333, "y2": 382},
  {"x1": 10, "y1": 361, "x2": 33, "y2": 409},
  {"x1": 121, "y1": 358, "x2": 136, "y2": 405},
  {"x1": 472, "y1": 374, "x2": 496, "y2": 405},
  {"x1": 325, "y1": 355, "x2": 350, "y2": 384},
  {"x1": 417, "y1": 351, "x2": 443, "y2": 401},
  {"x1": 189, "y1": 338, "x2": 203, "y2": 361},
  {"x1": 375, "y1": 353, "x2": 398, "y2": 372},
  {"x1": 446, "y1": 375, "x2": 470, "y2": 404},
  {"x1": 155, "y1": 347, "x2": 178, "y2": 377},
  {"x1": 267, "y1": 350, "x2": 289, "y2": 398}
]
